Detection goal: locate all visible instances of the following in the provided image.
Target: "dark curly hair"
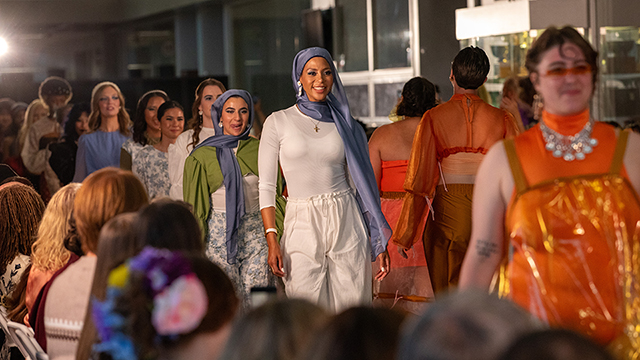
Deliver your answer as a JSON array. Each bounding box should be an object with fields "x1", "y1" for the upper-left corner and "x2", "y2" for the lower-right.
[
  {"x1": 452, "y1": 46, "x2": 490, "y2": 90},
  {"x1": 132, "y1": 90, "x2": 170, "y2": 145},
  {"x1": 396, "y1": 77, "x2": 437, "y2": 118}
]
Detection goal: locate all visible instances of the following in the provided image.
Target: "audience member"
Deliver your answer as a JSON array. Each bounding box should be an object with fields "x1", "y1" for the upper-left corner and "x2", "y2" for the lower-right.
[
  {"x1": 1, "y1": 99, "x2": 24, "y2": 163},
  {"x1": 168, "y1": 78, "x2": 226, "y2": 200},
  {"x1": 48, "y1": 103, "x2": 90, "y2": 186},
  {"x1": 120, "y1": 90, "x2": 169, "y2": 170},
  {"x1": 73, "y1": 82, "x2": 132, "y2": 182},
  {"x1": 498, "y1": 329, "x2": 614, "y2": 360},
  {"x1": 41, "y1": 167, "x2": 147, "y2": 358},
  {"x1": 220, "y1": 299, "x2": 328, "y2": 360},
  {"x1": 397, "y1": 291, "x2": 539, "y2": 360},
  {"x1": 25, "y1": 183, "x2": 80, "y2": 322},
  {"x1": 0, "y1": 183, "x2": 45, "y2": 306},
  {"x1": 301, "y1": 307, "x2": 406, "y2": 360},
  {"x1": 93, "y1": 248, "x2": 239, "y2": 360},
  {"x1": 77, "y1": 200, "x2": 205, "y2": 360},
  {"x1": 133, "y1": 101, "x2": 185, "y2": 199},
  {"x1": 0, "y1": 98, "x2": 16, "y2": 162}
]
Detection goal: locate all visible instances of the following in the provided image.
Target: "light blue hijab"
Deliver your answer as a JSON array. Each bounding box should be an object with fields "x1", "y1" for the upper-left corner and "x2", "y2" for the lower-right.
[
  {"x1": 292, "y1": 47, "x2": 391, "y2": 260},
  {"x1": 191, "y1": 89, "x2": 254, "y2": 264}
]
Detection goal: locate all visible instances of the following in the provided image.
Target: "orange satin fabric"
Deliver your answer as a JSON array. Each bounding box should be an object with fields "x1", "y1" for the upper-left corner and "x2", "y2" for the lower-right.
[
  {"x1": 393, "y1": 93, "x2": 519, "y2": 249},
  {"x1": 502, "y1": 113, "x2": 640, "y2": 358},
  {"x1": 380, "y1": 159, "x2": 408, "y2": 193}
]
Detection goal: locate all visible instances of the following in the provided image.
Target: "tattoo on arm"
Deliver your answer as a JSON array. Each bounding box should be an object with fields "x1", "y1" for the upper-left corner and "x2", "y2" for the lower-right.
[{"x1": 475, "y1": 240, "x2": 499, "y2": 259}]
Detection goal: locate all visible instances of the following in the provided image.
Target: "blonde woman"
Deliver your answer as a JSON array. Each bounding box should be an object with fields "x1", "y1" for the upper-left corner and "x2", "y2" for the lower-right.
[
  {"x1": 18, "y1": 100, "x2": 48, "y2": 157},
  {"x1": 73, "y1": 82, "x2": 132, "y2": 182},
  {"x1": 24, "y1": 183, "x2": 80, "y2": 322}
]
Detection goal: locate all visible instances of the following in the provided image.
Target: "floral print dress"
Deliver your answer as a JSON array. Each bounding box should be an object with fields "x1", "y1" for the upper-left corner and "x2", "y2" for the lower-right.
[{"x1": 132, "y1": 145, "x2": 170, "y2": 200}]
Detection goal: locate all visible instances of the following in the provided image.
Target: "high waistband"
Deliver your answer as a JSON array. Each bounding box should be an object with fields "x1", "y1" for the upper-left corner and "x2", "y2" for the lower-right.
[
  {"x1": 436, "y1": 183, "x2": 474, "y2": 193},
  {"x1": 287, "y1": 188, "x2": 354, "y2": 204}
]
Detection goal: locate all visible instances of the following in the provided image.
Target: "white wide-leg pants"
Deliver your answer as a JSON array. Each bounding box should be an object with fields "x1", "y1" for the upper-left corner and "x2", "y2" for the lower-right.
[{"x1": 281, "y1": 189, "x2": 372, "y2": 313}]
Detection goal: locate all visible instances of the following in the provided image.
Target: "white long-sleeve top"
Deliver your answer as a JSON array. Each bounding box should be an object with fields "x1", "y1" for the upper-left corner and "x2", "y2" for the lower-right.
[
  {"x1": 21, "y1": 118, "x2": 60, "y2": 175},
  {"x1": 258, "y1": 105, "x2": 350, "y2": 209},
  {"x1": 167, "y1": 127, "x2": 215, "y2": 200}
]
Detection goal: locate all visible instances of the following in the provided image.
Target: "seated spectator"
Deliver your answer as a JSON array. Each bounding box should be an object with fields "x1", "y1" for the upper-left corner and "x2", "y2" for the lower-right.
[
  {"x1": 41, "y1": 167, "x2": 147, "y2": 359},
  {"x1": 0, "y1": 183, "x2": 45, "y2": 306},
  {"x1": 77, "y1": 200, "x2": 205, "y2": 360},
  {"x1": 93, "y1": 247, "x2": 239, "y2": 360},
  {"x1": 25, "y1": 183, "x2": 81, "y2": 322},
  {"x1": 1, "y1": 100, "x2": 25, "y2": 163},
  {"x1": 397, "y1": 290, "x2": 539, "y2": 360},
  {"x1": 48, "y1": 103, "x2": 90, "y2": 188},
  {"x1": 300, "y1": 307, "x2": 407, "y2": 360},
  {"x1": 0, "y1": 97, "x2": 16, "y2": 162},
  {"x1": 498, "y1": 329, "x2": 614, "y2": 360},
  {"x1": 219, "y1": 299, "x2": 328, "y2": 360}
]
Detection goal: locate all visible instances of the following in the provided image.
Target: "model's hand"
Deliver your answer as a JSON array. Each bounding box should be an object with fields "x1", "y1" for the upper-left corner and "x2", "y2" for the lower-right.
[
  {"x1": 397, "y1": 246, "x2": 408, "y2": 259},
  {"x1": 374, "y1": 250, "x2": 390, "y2": 281},
  {"x1": 267, "y1": 235, "x2": 285, "y2": 277}
]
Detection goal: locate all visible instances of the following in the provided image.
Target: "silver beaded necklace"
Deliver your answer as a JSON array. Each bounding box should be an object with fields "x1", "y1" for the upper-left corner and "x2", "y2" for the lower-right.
[{"x1": 539, "y1": 118, "x2": 598, "y2": 161}]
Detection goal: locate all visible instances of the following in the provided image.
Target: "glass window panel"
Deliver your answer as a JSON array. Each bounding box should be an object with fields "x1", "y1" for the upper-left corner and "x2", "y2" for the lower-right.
[
  {"x1": 372, "y1": 0, "x2": 410, "y2": 69},
  {"x1": 335, "y1": 0, "x2": 368, "y2": 72},
  {"x1": 374, "y1": 82, "x2": 404, "y2": 117},
  {"x1": 345, "y1": 85, "x2": 370, "y2": 118}
]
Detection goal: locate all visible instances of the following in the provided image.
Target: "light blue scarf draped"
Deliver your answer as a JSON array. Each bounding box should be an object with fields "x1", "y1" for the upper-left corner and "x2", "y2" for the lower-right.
[
  {"x1": 293, "y1": 47, "x2": 391, "y2": 260},
  {"x1": 191, "y1": 89, "x2": 254, "y2": 264}
]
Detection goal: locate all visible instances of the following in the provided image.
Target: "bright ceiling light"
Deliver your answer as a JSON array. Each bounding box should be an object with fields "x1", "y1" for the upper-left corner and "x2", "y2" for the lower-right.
[{"x1": 0, "y1": 38, "x2": 8, "y2": 56}]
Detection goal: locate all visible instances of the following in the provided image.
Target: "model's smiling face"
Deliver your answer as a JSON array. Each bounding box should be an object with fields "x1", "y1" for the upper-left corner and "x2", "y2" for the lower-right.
[
  {"x1": 144, "y1": 96, "x2": 165, "y2": 132},
  {"x1": 530, "y1": 42, "x2": 593, "y2": 116},
  {"x1": 220, "y1": 97, "x2": 249, "y2": 136},
  {"x1": 160, "y1": 107, "x2": 185, "y2": 141},
  {"x1": 300, "y1": 57, "x2": 334, "y2": 102}
]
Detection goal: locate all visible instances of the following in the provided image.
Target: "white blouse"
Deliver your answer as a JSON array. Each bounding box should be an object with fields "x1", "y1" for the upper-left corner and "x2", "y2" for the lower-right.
[
  {"x1": 167, "y1": 127, "x2": 215, "y2": 200},
  {"x1": 258, "y1": 105, "x2": 350, "y2": 209}
]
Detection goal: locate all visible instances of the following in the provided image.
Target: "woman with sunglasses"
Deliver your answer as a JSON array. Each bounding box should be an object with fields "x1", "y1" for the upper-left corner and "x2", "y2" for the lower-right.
[{"x1": 459, "y1": 26, "x2": 640, "y2": 358}]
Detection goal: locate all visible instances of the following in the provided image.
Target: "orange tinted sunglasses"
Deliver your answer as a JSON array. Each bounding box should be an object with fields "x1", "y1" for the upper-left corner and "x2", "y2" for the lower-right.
[{"x1": 543, "y1": 64, "x2": 592, "y2": 77}]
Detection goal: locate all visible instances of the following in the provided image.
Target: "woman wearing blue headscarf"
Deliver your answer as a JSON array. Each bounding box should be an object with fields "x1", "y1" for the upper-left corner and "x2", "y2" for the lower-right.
[
  {"x1": 258, "y1": 47, "x2": 391, "y2": 312},
  {"x1": 183, "y1": 89, "x2": 285, "y2": 309}
]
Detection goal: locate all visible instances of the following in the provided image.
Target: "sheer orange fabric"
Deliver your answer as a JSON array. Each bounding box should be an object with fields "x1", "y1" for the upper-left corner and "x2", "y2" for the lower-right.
[
  {"x1": 393, "y1": 94, "x2": 519, "y2": 248},
  {"x1": 502, "y1": 113, "x2": 640, "y2": 359}
]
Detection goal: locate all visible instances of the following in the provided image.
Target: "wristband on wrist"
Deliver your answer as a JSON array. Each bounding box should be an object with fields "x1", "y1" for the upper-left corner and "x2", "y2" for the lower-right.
[{"x1": 265, "y1": 228, "x2": 278, "y2": 237}]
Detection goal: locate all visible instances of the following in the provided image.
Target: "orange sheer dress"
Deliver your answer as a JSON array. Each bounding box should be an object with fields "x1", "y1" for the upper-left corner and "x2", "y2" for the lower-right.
[
  {"x1": 374, "y1": 159, "x2": 430, "y2": 312},
  {"x1": 501, "y1": 110, "x2": 640, "y2": 359}
]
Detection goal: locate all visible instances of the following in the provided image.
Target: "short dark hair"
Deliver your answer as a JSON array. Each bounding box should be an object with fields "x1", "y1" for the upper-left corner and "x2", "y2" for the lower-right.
[
  {"x1": 498, "y1": 329, "x2": 614, "y2": 360},
  {"x1": 525, "y1": 26, "x2": 598, "y2": 86},
  {"x1": 452, "y1": 46, "x2": 490, "y2": 90},
  {"x1": 157, "y1": 100, "x2": 184, "y2": 123},
  {"x1": 396, "y1": 77, "x2": 437, "y2": 118}
]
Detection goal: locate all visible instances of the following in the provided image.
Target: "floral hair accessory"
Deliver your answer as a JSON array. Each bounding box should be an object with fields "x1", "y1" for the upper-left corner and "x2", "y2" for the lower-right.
[
  {"x1": 93, "y1": 247, "x2": 209, "y2": 360},
  {"x1": 152, "y1": 273, "x2": 208, "y2": 335}
]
